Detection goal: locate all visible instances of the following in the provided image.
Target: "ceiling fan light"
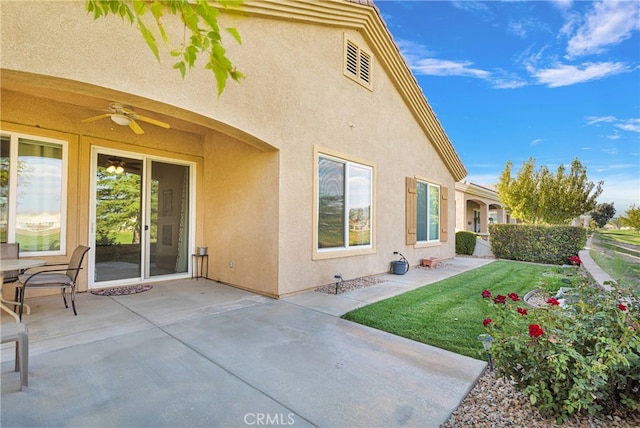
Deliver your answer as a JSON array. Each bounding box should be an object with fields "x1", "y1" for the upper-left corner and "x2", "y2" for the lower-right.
[
  {"x1": 106, "y1": 165, "x2": 116, "y2": 173},
  {"x1": 115, "y1": 166, "x2": 124, "y2": 174},
  {"x1": 111, "y1": 114, "x2": 131, "y2": 126}
]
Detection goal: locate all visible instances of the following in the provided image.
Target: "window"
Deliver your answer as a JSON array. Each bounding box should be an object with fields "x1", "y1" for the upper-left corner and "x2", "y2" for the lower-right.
[
  {"x1": 406, "y1": 177, "x2": 448, "y2": 245},
  {"x1": 317, "y1": 154, "x2": 373, "y2": 251},
  {"x1": 1, "y1": 132, "x2": 67, "y2": 254},
  {"x1": 417, "y1": 181, "x2": 440, "y2": 242},
  {"x1": 344, "y1": 37, "x2": 372, "y2": 89}
]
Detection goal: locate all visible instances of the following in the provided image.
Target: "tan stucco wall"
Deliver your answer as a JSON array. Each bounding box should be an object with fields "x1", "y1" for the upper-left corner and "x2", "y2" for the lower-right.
[
  {"x1": 0, "y1": 91, "x2": 205, "y2": 294},
  {"x1": 2, "y1": 1, "x2": 461, "y2": 297}
]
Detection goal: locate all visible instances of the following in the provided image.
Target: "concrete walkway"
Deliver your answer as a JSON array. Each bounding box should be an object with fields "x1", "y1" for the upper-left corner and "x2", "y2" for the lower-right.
[
  {"x1": 580, "y1": 238, "x2": 616, "y2": 291},
  {"x1": 1, "y1": 257, "x2": 492, "y2": 428}
]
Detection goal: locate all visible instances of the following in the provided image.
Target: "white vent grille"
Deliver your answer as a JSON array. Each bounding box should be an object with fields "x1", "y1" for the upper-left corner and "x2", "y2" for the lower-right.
[{"x1": 344, "y1": 37, "x2": 372, "y2": 89}]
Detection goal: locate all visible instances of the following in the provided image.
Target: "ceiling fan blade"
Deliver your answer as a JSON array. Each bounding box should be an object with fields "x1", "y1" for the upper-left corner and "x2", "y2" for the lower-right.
[
  {"x1": 134, "y1": 115, "x2": 171, "y2": 129},
  {"x1": 81, "y1": 114, "x2": 111, "y2": 123},
  {"x1": 129, "y1": 119, "x2": 145, "y2": 135}
]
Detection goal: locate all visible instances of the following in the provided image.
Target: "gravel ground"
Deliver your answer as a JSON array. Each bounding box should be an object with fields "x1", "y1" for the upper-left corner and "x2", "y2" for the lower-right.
[
  {"x1": 314, "y1": 275, "x2": 385, "y2": 294},
  {"x1": 442, "y1": 370, "x2": 640, "y2": 428}
]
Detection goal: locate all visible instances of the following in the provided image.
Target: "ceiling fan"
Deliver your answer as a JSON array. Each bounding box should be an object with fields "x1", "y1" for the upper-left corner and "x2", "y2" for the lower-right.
[{"x1": 81, "y1": 102, "x2": 170, "y2": 135}]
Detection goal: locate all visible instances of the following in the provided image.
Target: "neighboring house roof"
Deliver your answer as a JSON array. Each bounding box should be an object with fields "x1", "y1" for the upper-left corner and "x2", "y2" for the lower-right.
[
  {"x1": 456, "y1": 181, "x2": 502, "y2": 203},
  {"x1": 226, "y1": 0, "x2": 467, "y2": 182}
]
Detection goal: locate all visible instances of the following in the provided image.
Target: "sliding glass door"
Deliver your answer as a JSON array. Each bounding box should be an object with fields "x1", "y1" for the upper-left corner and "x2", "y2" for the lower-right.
[{"x1": 91, "y1": 149, "x2": 191, "y2": 286}]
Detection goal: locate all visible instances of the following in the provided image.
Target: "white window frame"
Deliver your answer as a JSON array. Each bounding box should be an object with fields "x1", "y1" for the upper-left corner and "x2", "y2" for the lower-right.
[
  {"x1": 416, "y1": 180, "x2": 440, "y2": 243},
  {"x1": 314, "y1": 148, "x2": 375, "y2": 259},
  {"x1": 1, "y1": 131, "x2": 68, "y2": 256}
]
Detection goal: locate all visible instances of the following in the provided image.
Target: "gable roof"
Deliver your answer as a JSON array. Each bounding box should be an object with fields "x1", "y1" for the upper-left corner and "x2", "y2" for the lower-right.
[{"x1": 228, "y1": 0, "x2": 467, "y2": 182}]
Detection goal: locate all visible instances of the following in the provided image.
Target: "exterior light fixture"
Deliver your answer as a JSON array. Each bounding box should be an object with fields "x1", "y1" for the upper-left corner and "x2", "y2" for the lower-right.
[
  {"x1": 477, "y1": 334, "x2": 494, "y2": 371},
  {"x1": 334, "y1": 274, "x2": 343, "y2": 295},
  {"x1": 106, "y1": 158, "x2": 125, "y2": 174}
]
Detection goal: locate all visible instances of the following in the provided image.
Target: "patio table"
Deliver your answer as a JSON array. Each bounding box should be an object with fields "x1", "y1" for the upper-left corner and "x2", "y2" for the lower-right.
[{"x1": 1, "y1": 259, "x2": 46, "y2": 322}]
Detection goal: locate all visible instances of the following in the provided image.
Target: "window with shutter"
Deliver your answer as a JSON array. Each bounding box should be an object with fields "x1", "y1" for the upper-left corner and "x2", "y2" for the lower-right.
[{"x1": 408, "y1": 178, "x2": 441, "y2": 244}]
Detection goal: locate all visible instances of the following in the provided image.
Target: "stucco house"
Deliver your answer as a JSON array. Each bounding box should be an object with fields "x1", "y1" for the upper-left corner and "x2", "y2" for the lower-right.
[
  {"x1": 455, "y1": 181, "x2": 514, "y2": 236},
  {"x1": 1, "y1": 0, "x2": 467, "y2": 299}
]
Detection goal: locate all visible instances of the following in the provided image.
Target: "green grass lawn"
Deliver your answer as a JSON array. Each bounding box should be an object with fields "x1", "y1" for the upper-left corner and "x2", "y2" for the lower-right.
[
  {"x1": 597, "y1": 229, "x2": 640, "y2": 246},
  {"x1": 342, "y1": 260, "x2": 565, "y2": 361},
  {"x1": 591, "y1": 230, "x2": 640, "y2": 294}
]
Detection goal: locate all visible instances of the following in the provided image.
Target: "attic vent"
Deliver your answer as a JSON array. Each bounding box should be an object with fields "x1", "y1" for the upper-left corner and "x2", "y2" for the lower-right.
[{"x1": 344, "y1": 38, "x2": 372, "y2": 89}]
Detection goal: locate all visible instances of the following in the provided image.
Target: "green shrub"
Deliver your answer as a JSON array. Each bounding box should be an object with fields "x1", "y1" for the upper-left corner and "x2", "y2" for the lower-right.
[
  {"x1": 481, "y1": 273, "x2": 640, "y2": 424},
  {"x1": 489, "y1": 224, "x2": 586, "y2": 264},
  {"x1": 456, "y1": 231, "x2": 477, "y2": 255}
]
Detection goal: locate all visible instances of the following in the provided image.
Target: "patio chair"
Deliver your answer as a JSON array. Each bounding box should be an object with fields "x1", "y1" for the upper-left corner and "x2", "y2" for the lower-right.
[
  {"x1": 16, "y1": 245, "x2": 90, "y2": 320},
  {"x1": 1, "y1": 243, "x2": 20, "y2": 284},
  {"x1": 0, "y1": 322, "x2": 29, "y2": 390}
]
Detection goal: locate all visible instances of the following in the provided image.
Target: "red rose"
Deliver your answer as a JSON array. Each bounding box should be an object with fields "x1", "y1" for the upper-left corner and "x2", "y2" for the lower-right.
[
  {"x1": 482, "y1": 318, "x2": 492, "y2": 327},
  {"x1": 493, "y1": 295, "x2": 507, "y2": 304},
  {"x1": 517, "y1": 307, "x2": 528, "y2": 316},
  {"x1": 529, "y1": 324, "x2": 544, "y2": 337},
  {"x1": 619, "y1": 303, "x2": 627, "y2": 311},
  {"x1": 482, "y1": 289, "x2": 492, "y2": 299},
  {"x1": 547, "y1": 297, "x2": 560, "y2": 306},
  {"x1": 508, "y1": 293, "x2": 519, "y2": 302}
]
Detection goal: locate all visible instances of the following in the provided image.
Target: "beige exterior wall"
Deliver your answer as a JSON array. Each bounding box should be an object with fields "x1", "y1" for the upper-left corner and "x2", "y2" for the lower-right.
[
  {"x1": 2, "y1": 1, "x2": 466, "y2": 297},
  {"x1": 455, "y1": 182, "x2": 513, "y2": 235}
]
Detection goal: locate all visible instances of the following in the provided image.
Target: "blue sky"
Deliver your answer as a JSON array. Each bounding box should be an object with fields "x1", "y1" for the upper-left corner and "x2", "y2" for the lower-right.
[{"x1": 376, "y1": 0, "x2": 640, "y2": 215}]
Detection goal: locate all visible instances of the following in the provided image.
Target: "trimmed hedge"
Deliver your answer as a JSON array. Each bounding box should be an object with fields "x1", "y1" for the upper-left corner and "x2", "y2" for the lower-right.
[
  {"x1": 489, "y1": 224, "x2": 586, "y2": 265},
  {"x1": 456, "y1": 231, "x2": 477, "y2": 255}
]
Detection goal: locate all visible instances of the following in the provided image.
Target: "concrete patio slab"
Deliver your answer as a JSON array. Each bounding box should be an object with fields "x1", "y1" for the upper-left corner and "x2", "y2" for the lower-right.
[{"x1": 2, "y1": 257, "x2": 491, "y2": 427}]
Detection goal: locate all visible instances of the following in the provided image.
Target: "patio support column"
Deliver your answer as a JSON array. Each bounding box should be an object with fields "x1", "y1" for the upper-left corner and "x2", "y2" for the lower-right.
[
  {"x1": 495, "y1": 207, "x2": 505, "y2": 224},
  {"x1": 479, "y1": 203, "x2": 489, "y2": 234}
]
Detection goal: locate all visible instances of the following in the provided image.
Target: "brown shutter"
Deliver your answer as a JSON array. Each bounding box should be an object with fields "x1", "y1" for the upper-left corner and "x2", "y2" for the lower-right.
[
  {"x1": 406, "y1": 177, "x2": 417, "y2": 245},
  {"x1": 440, "y1": 186, "x2": 449, "y2": 242}
]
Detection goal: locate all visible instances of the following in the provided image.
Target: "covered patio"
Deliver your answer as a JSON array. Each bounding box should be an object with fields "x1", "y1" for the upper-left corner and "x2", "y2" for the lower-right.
[{"x1": 1, "y1": 264, "x2": 488, "y2": 427}]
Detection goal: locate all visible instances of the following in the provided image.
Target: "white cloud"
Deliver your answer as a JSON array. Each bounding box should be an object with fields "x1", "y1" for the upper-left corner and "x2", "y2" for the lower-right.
[
  {"x1": 508, "y1": 21, "x2": 528, "y2": 38},
  {"x1": 450, "y1": 1, "x2": 491, "y2": 15},
  {"x1": 530, "y1": 138, "x2": 544, "y2": 146},
  {"x1": 616, "y1": 118, "x2": 640, "y2": 133},
  {"x1": 566, "y1": 1, "x2": 640, "y2": 58},
  {"x1": 585, "y1": 115, "x2": 616, "y2": 126},
  {"x1": 409, "y1": 58, "x2": 491, "y2": 78},
  {"x1": 585, "y1": 116, "x2": 640, "y2": 133},
  {"x1": 395, "y1": 39, "x2": 490, "y2": 79},
  {"x1": 551, "y1": 0, "x2": 573, "y2": 11},
  {"x1": 492, "y1": 78, "x2": 528, "y2": 89},
  {"x1": 533, "y1": 61, "x2": 630, "y2": 87}
]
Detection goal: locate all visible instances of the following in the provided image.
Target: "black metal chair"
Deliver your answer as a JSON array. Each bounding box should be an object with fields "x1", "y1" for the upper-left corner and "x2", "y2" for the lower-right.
[{"x1": 16, "y1": 245, "x2": 90, "y2": 320}]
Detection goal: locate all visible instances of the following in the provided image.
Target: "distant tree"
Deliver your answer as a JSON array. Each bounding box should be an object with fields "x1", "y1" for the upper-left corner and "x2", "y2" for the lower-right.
[
  {"x1": 620, "y1": 204, "x2": 640, "y2": 233},
  {"x1": 496, "y1": 158, "x2": 603, "y2": 225},
  {"x1": 590, "y1": 202, "x2": 616, "y2": 228},
  {"x1": 85, "y1": 0, "x2": 244, "y2": 96}
]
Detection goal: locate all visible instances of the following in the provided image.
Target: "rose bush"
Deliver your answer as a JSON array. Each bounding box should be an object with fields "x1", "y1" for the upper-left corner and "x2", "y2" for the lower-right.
[{"x1": 482, "y1": 272, "x2": 640, "y2": 424}]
